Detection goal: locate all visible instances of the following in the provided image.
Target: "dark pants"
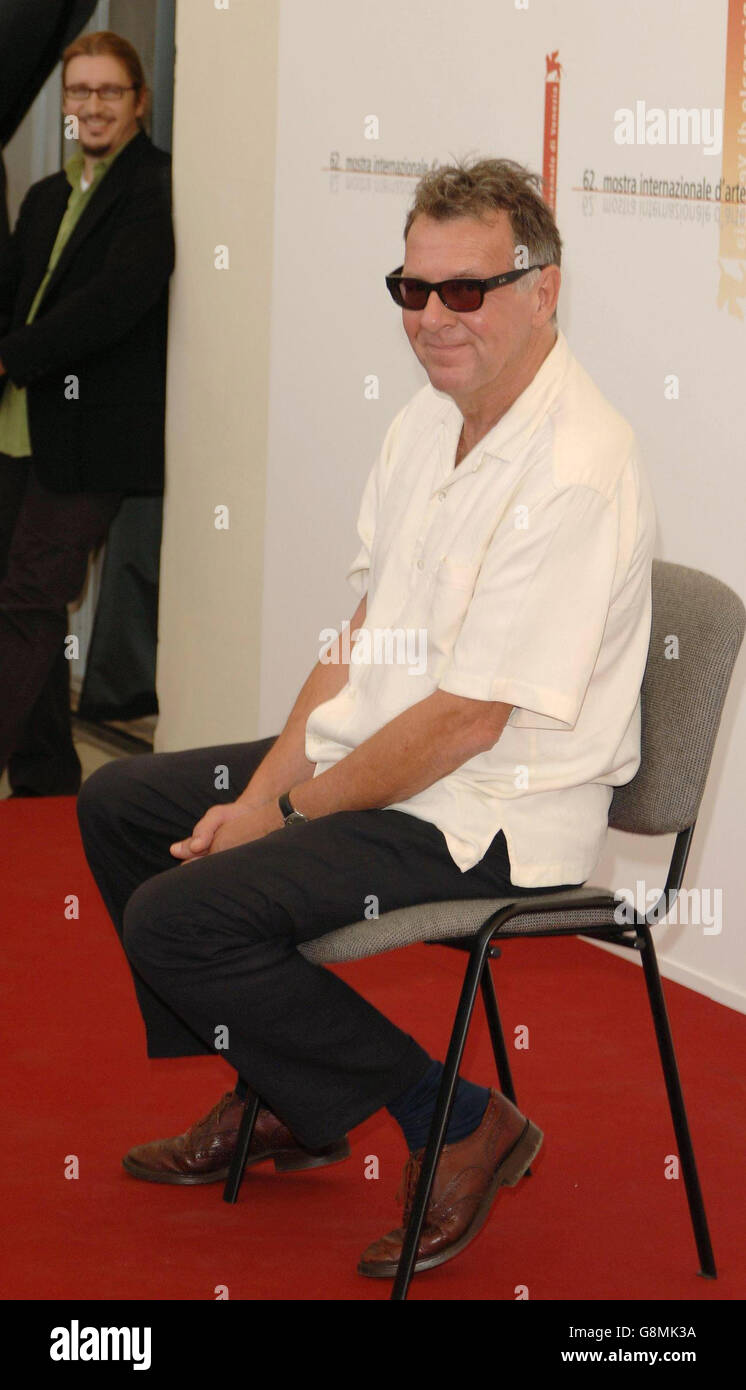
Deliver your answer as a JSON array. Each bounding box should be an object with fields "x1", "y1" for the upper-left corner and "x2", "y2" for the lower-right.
[
  {"x1": 0, "y1": 455, "x2": 122, "y2": 793},
  {"x1": 77, "y1": 737, "x2": 580, "y2": 1149}
]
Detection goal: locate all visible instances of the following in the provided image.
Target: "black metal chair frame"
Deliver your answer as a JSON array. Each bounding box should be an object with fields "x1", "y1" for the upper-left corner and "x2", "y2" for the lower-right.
[{"x1": 224, "y1": 818, "x2": 715, "y2": 1301}]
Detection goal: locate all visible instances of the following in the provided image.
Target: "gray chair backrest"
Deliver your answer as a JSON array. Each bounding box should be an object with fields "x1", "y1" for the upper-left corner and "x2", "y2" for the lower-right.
[{"x1": 609, "y1": 560, "x2": 745, "y2": 836}]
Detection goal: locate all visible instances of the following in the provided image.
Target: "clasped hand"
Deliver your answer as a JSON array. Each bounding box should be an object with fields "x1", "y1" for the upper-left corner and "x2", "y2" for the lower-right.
[{"x1": 169, "y1": 799, "x2": 284, "y2": 863}]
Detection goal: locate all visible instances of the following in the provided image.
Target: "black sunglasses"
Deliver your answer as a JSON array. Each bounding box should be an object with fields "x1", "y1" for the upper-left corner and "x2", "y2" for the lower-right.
[{"x1": 385, "y1": 263, "x2": 548, "y2": 312}]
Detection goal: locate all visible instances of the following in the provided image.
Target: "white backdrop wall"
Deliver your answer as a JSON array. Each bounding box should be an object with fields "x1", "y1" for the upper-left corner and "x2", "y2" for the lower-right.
[
  {"x1": 252, "y1": 0, "x2": 745, "y2": 1009},
  {"x1": 157, "y1": 0, "x2": 279, "y2": 748}
]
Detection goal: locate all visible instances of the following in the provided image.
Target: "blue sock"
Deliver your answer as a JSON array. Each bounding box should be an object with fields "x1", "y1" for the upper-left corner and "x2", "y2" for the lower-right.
[{"x1": 387, "y1": 1058, "x2": 491, "y2": 1153}]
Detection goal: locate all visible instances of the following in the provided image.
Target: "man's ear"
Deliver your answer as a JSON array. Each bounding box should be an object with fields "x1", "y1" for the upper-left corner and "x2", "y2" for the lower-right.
[{"x1": 534, "y1": 265, "x2": 561, "y2": 326}]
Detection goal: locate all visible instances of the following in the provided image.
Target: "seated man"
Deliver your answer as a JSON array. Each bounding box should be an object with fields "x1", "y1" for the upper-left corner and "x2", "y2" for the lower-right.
[{"x1": 77, "y1": 156, "x2": 656, "y2": 1281}]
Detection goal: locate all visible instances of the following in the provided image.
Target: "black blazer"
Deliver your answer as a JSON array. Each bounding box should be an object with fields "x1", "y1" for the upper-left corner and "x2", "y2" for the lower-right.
[{"x1": 0, "y1": 129, "x2": 174, "y2": 493}]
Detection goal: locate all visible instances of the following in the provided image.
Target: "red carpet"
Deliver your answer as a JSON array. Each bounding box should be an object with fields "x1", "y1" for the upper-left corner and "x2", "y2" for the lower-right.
[{"x1": 3, "y1": 796, "x2": 744, "y2": 1302}]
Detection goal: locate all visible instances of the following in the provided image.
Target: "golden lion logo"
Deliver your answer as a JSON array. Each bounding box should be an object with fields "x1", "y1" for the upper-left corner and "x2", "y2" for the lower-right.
[{"x1": 717, "y1": 261, "x2": 746, "y2": 319}]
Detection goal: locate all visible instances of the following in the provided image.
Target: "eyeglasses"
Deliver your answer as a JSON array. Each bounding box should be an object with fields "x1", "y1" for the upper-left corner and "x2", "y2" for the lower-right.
[
  {"x1": 385, "y1": 263, "x2": 548, "y2": 312},
  {"x1": 64, "y1": 84, "x2": 138, "y2": 102}
]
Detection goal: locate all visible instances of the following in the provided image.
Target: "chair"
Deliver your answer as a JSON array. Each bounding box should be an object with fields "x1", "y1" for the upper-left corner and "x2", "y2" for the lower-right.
[{"x1": 223, "y1": 560, "x2": 745, "y2": 1300}]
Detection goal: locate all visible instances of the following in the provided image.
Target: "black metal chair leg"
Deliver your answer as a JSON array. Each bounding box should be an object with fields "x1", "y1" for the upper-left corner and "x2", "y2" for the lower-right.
[
  {"x1": 637, "y1": 924, "x2": 717, "y2": 1278},
  {"x1": 222, "y1": 1092, "x2": 261, "y2": 1205},
  {"x1": 480, "y1": 961, "x2": 534, "y2": 1176},
  {"x1": 391, "y1": 924, "x2": 494, "y2": 1300},
  {"x1": 481, "y1": 961, "x2": 518, "y2": 1103}
]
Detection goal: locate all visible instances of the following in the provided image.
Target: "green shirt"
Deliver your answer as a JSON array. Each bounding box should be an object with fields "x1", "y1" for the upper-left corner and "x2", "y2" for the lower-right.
[{"x1": 0, "y1": 133, "x2": 136, "y2": 458}]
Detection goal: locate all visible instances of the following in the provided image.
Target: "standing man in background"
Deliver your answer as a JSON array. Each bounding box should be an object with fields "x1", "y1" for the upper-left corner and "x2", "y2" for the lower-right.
[{"x1": 0, "y1": 30, "x2": 174, "y2": 796}]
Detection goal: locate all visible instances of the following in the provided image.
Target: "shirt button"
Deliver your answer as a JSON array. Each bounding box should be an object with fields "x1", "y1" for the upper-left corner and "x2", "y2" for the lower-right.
[
  {"x1": 437, "y1": 490, "x2": 447, "y2": 501},
  {"x1": 416, "y1": 558, "x2": 425, "y2": 570}
]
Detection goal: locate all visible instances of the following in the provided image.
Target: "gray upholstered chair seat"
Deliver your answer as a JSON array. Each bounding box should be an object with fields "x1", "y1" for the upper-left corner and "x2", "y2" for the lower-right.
[{"x1": 299, "y1": 884, "x2": 618, "y2": 963}]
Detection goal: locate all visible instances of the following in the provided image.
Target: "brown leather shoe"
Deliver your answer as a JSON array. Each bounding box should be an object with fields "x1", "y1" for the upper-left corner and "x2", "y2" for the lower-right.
[
  {"x1": 357, "y1": 1088, "x2": 542, "y2": 1277},
  {"x1": 122, "y1": 1090, "x2": 350, "y2": 1185}
]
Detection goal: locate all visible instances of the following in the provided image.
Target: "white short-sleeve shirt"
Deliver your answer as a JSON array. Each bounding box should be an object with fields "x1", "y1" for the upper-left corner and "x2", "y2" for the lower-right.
[{"x1": 305, "y1": 329, "x2": 657, "y2": 886}]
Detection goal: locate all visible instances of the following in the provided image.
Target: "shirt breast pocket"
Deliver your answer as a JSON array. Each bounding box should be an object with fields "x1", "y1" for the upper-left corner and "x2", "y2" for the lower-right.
[{"x1": 425, "y1": 559, "x2": 480, "y2": 680}]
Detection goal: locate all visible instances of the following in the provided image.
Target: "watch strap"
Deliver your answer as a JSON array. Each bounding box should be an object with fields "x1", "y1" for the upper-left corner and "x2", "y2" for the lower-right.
[{"x1": 279, "y1": 791, "x2": 307, "y2": 823}]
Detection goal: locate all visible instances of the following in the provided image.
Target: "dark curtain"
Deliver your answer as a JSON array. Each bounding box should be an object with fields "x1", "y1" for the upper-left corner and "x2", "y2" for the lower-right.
[
  {"x1": 0, "y1": 0, "x2": 97, "y2": 245},
  {"x1": 77, "y1": 495, "x2": 163, "y2": 721}
]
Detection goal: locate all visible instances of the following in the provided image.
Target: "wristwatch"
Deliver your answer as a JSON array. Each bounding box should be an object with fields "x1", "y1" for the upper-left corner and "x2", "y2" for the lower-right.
[{"x1": 278, "y1": 791, "x2": 309, "y2": 826}]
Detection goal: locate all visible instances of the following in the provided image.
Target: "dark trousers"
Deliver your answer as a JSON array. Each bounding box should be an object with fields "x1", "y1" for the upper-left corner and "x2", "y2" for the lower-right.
[
  {"x1": 76, "y1": 737, "x2": 581, "y2": 1149},
  {"x1": 0, "y1": 455, "x2": 122, "y2": 793}
]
